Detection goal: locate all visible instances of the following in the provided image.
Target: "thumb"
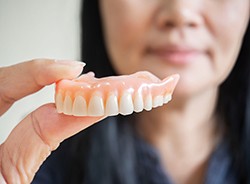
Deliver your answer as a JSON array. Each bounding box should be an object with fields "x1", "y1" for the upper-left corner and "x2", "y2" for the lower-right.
[
  {"x1": 0, "y1": 59, "x2": 85, "y2": 115},
  {"x1": 0, "y1": 103, "x2": 104, "y2": 184}
]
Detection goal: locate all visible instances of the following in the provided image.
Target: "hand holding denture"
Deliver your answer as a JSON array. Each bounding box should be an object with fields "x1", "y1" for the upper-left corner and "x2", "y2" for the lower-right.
[
  {"x1": 0, "y1": 59, "x2": 103, "y2": 183},
  {"x1": 0, "y1": 59, "x2": 178, "y2": 183}
]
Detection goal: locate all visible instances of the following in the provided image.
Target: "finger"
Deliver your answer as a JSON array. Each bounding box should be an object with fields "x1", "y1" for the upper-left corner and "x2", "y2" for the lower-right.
[
  {"x1": 0, "y1": 59, "x2": 85, "y2": 115},
  {"x1": 31, "y1": 103, "x2": 105, "y2": 148},
  {"x1": 0, "y1": 103, "x2": 104, "y2": 183}
]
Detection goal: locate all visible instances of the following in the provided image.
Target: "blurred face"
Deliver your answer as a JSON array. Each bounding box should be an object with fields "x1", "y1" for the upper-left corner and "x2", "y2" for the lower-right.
[{"x1": 100, "y1": 0, "x2": 249, "y2": 98}]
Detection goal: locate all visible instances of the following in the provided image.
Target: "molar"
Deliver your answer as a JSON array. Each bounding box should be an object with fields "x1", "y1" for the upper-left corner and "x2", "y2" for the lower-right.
[
  {"x1": 153, "y1": 95, "x2": 164, "y2": 108},
  {"x1": 163, "y1": 94, "x2": 172, "y2": 104}
]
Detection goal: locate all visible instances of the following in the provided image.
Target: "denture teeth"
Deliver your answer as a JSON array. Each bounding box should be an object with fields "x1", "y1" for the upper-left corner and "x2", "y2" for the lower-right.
[
  {"x1": 144, "y1": 94, "x2": 152, "y2": 111},
  {"x1": 72, "y1": 96, "x2": 87, "y2": 116},
  {"x1": 55, "y1": 93, "x2": 63, "y2": 113},
  {"x1": 55, "y1": 72, "x2": 179, "y2": 117},
  {"x1": 105, "y1": 94, "x2": 119, "y2": 116},
  {"x1": 153, "y1": 95, "x2": 164, "y2": 108},
  {"x1": 63, "y1": 95, "x2": 73, "y2": 115},
  {"x1": 133, "y1": 92, "x2": 144, "y2": 113},
  {"x1": 163, "y1": 94, "x2": 172, "y2": 104},
  {"x1": 88, "y1": 93, "x2": 105, "y2": 116},
  {"x1": 119, "y1": 92, "x2": 134, "y2": 115}
]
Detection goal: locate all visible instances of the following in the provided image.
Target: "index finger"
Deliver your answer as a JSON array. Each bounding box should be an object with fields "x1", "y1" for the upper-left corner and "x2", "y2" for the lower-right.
[{"x1": 0, "y1": 59, "x2": 85, "y2": 115}]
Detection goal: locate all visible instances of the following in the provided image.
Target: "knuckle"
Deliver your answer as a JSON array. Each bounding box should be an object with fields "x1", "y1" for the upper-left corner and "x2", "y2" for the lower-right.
[
  {"x1": 29, "y1": 59, "x2": 56, "y2": 86},
  {"x1": 30, "y1": 111, "x2": 51, "y2": 149},
  {"x1": 0, "y1": 67, "x2": 16, "y2": 105}
]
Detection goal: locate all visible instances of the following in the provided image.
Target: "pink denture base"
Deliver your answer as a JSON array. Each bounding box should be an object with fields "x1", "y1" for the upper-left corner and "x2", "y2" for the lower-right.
[{"x1": 55, "y1": 71, "x2": 179, "y2": 104}]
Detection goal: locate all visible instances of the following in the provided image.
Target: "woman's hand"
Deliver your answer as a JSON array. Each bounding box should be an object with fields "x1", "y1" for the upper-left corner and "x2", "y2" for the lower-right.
[{"x1": 0, "y1": 59, "x2": 104, "y2": 184}]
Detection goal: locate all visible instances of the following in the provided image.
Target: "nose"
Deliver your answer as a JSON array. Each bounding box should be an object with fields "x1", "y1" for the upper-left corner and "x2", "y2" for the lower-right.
[{"x1": 156, "y1": 0, "x2": 203, "y2": 30}]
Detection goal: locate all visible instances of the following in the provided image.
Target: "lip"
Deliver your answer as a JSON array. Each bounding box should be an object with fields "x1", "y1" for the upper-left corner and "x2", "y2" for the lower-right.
[{"x1": 147, "y1": 45, "x2": 206, "y2": 65}]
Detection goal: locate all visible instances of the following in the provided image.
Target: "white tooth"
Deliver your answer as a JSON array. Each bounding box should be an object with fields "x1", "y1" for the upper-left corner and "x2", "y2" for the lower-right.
[
  {"x1": 144, "y1": 94, "x2": 152, "y2": 111},
  {"x1": 63, "y1": 95, "x2": 73, "y2": 115},
  {"x1": 55, "y1": 93, "x2": 63, "y2": 113},
  {"x1": 163, "y1": 94, "x2": 172, "y2": 104},
  {"x1": 105, "y1": 94, "x2": 119, "y2": 116},
  {"x1": 72, "y1": 96, "x2": 87, "y2": 116},
  {"x1": 133, "y1": 92, "x2": 144, "y2": 113},
  {"x1": 153, "y1": 95, "x2": 164, "y2": 108},
  {"x1": 88, "y1": 94, "x2": 104, "y2": 116},
  {"x1": 119, "y1": 92, "x2": 134, "y2": 115}
]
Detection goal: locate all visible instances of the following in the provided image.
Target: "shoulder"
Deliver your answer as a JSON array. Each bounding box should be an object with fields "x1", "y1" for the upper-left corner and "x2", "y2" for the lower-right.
[{"x1": 205, "y1": 140, "x2": 238, "y2": 184}]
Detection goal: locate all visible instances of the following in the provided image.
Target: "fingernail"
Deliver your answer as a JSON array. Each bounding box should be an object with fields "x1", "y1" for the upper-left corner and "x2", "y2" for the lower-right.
[{"x1": 55, "y1": 60, "x2": 86, "y2": 67}]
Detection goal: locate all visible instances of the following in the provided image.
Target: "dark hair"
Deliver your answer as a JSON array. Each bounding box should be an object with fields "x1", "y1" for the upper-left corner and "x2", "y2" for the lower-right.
[
  {"x1": 72, "y1": 0, "x2": 250, "y2": 183},
  {"x1": 217, "y1": 20, "x2": 250, "y2": 183},
  {"x1": 81, "y1": 0, "x2": 115, "y2": 77}
]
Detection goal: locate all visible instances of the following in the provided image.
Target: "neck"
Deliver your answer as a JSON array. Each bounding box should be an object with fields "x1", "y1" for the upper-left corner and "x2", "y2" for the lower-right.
[{"x1": 135, "y1": 88, "x2": 222, "y2": 184}]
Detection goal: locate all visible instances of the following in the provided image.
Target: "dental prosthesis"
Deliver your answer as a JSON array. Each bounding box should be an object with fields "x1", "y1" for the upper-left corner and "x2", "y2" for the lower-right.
[{"x1": 55, "y1": 71, "x2": 179, "y2": 116}]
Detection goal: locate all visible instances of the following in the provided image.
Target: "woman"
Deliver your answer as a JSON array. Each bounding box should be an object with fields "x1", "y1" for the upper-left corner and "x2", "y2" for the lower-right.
[
  {"x1": 33, "y1": 0, "x2": 250, "y2": 183},
  {"x1": 1, "y1": 0, "x2": 249, "y2": 183}
]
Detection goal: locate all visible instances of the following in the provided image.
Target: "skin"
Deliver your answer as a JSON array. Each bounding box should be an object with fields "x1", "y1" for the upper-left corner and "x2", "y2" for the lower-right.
[
  {"x1": 100, "y1": 0, "x2": 250, "y2": 183},
  {"x1": 0, "y1": 59, "x2": 104, "y2": 183}
]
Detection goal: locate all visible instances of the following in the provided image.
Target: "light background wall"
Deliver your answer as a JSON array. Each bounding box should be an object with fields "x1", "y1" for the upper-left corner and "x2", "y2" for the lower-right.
[{"x1": 0, "y1": 0, "x2": 82, "y2": 143}]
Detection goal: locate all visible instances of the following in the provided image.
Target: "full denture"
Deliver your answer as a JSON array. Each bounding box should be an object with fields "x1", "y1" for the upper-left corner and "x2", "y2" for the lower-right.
[{"x1": 55, "y1": 71, "x2": 179, "y2": 117}]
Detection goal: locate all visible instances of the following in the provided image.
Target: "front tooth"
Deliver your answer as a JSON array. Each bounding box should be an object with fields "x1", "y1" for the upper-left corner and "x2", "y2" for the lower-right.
[
  {"x1": 153, "y1": 95, "x2": 164, "y2": 108},
  {"x1": 163, "y1": 94, "x2": 172, "y2": 104},
  {"x1": 55, "y1": 93, "x2": 63, "y2": 113},
  {"x1": 119, "y1": 92, "x2": 134, "y2": 115},
  {"x1": 144, "y1": 94, "x2": 152, "y2": 111},
  {"x1": 88, "y1": 93, "x2": 104, "y2": 116},
  {"x1": 105, "y1": 94, "x2": 119, "y2": 116},
  {"x1": 133, "y1": 92, "x2": 144, "y2": 113},
  {"x1": 72, "y1": 96, "x2": 87, "y2": 116},
  {"x1": 63, "y1": 95, "x2": 73, "y2": 115}
]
